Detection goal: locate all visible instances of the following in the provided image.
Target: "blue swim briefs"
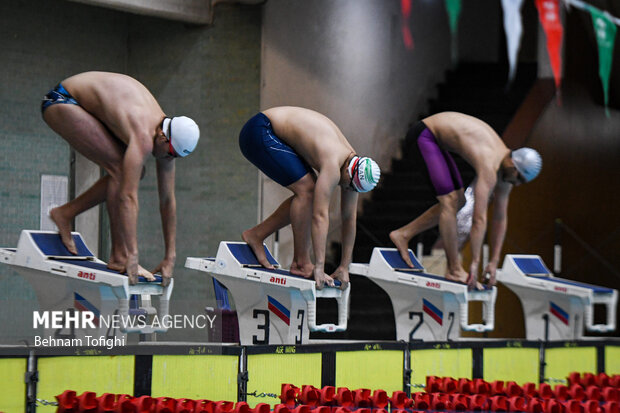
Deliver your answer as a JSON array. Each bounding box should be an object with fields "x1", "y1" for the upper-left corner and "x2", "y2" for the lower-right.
[
  {"x1": 41, "y1": 83, "x2": 79, "y2": 114},
  {"x1": 239, "y1": 112, "x2": 311, "y2": 187}
]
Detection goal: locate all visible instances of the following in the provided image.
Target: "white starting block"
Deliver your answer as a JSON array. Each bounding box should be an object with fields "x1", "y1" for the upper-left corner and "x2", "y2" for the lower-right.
[
  {"x1": 185, "y1": 242, "x2": 350, "y2": 345},
  {"x1": 349, "y1": 248, "x2": 497, "y2": 341},
  {"x1": 0, "y1": 230, "x2": 173, "y2": 338},
  {"x1": 497, "y1": 254, "x2": 618, "y2": 340}
]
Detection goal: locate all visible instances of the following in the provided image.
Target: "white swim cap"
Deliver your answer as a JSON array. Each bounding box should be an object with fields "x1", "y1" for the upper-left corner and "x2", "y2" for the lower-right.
[
  {"x1": 511, "y1": 147, "x2": 542, "y2": 182},
  {"x1": 347, "y1": 156, "x2": 381, "y2": 193},
  {"x1": 162, "y1": 116, "x2": 200, "y2": 157}
]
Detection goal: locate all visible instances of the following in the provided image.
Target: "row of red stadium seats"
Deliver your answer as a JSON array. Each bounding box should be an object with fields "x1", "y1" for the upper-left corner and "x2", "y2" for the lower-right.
[
  {"x1": 55, "y1": 391, "x2": 270, "y2": 413},
  {"x1": 567, "y1": 374, "x2": 620, "y2": 390},
  {"x1": 424, "y1": 376, "x2": 620, "y2": 401}
]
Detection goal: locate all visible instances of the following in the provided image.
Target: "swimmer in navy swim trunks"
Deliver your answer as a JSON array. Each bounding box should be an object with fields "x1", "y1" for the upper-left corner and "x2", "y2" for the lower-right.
[
  {"x1": 239, "y1": 106, "x2": 381, "y2": 289},
  {"x1": 41, "y1": 72, "x2": 200, "y2": 285},
  {"x1": 389, "y1": 112, "x2": 542, "y2": 289}
]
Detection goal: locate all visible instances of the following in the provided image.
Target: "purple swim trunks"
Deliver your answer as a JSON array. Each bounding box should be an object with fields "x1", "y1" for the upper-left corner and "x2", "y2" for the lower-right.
[{"x1": 413, "y1": 121, "x2": 463, "y2": 196}]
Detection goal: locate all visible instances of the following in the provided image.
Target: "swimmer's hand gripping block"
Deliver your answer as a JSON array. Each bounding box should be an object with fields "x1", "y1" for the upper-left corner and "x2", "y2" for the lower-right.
[
  {"x1": 185, "y1": 241, "x2": 349, "y2": 334},
  {"x1": 0, "y1": 230, "x2": 173, "y2": 334}
]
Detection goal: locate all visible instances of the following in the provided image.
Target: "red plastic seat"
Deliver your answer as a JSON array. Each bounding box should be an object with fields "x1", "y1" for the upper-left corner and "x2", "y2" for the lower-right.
[
  {"x1": 115, "y1": 395, "x2": 135, "y2": 413},
  {"x1": 603, "y1": 388, "x2": 620, "y2": 403},
  {"x1": 506, "y1": 382, "x2": 524, "y2": 398},
  {"x1": 582, "y1": 400, "x2": 601, "y2": 413},
  {"x1": 389, "y1": 391, "x2": 408, "y2": 409},
  {"x1": 175, "y1": 399, "x2": 196, "y2": 413},
  {"x1": 571, "y1": 384, "x2": 587, "y2": 402},
  {"x1": 331, "y1": 407, "x2": 351, "y2": 413},
  {"x1": 413, "y1": 392, "x2": 430, "y2": 410},
  {"x1": 55, "y1": 390, "x2": 78, "y2": 413},
  {"x1": 469, "y1": 394, "x2": 488, "y2": 411},
  {"x1": 545, "y1": 399, "x2": 565, "y2": 413},
  {"x1": 562, "y1": 400, "x2": 584, "y2": 413},
  {"x1": 273, "y1": 404, "x2": 290, "y2": 413},
  {"x1": 300, "y1": 386, "x2": 321, "y2": 407},
  {"x1": 524, "y1": 383, "x2": 539, "y2": 398},
  {"x1": 443, "y1": 377, "x2": 458, "y2": 394},
  {"x1": 588, "y1": 386, "x2": 602, "y2": 402},
  {"x1": 491, "y1": 381, "x2": 506, "y2": 396},
  {"x1": 335, "y1": 388, "x2": 353, "y2": 408},
  {"x1": 508, "y1": 396, "x2": 526, "y2": 412},
  {"x1": 252, "y1": 403, "x2": 270, "y2": 413},
  {"x1": 431, "y1": 393, "x2": 452, "y2": 411},
  {"x1": 539, "y1": 383, "x2": 554, "y2": 400},
  {"x1": 569, "y1": 374, "x2": 583, "y2": 388},
  {"x1": 194, "y1": 400, "x2": 215, "y2": 413},
  {"x1": 489, "y1": 395, "x2": 508, "y2": 411},
  {"x1": 94, "y1": 393, "x2": 116, "y2": 412},
  {"x1": 451, "y1": 394, "x2": 470, "y2": 411},
  {"x1": 426, "y1": 376, "x2": 442, "y2": 393},
  {"x1": 371, "y1": 389, "x2": 388, "y2": 409},
  {"x1": 611, "y1": 377, "x2": 620, "y2": 389},
  {"x1": 459, "y1": 378, "x2": 474, "y2": 395},
  {"x1": 311, "y1": 407, "x2": 330, "y2": 413},
  {"x1": 528, "y1": 398, "x2": 545, "y2": 413},
  {"x1": 597, "y1": 374, "x2": 611, "y2": 389},
  {"x1": 214, "y1": 401, "x2": 234, "y2": 413},
  {"x1": 583, "y1": 374, "x2": 597, "y2": 388},
  {"x1": 319, "y1": 387, "x2": 336, "y2": 406},
  {"x1": 281, "y1": 384, "x2": 300, "y2": 407},
  {"x1": 474, "y1": 379, "x2": 491, "y2": 395},
  {"x1": 153, "y1": 397, "x2": 177, "y2": 413},
  {"x1": 290, "y1": 405, "x2": 310, "y2": 413},
  {"x1": 233, "y1": 401, "x2": 250, "y2": 413},
  {"x1": 352, "y1": 389, "x2": 371, "y2": 408},
  {"x1": 555, "y1": 385, "x2": 569, "y2": 401},
  {"x1": 602, "y1": 402, "x2": 619, "y2": 413},
  {"x1": 131, "y1": 395, "x2": 154, "y2": 413},
  {"x1": 354, "y1": 409, "x2": 371, "y2": 413}
]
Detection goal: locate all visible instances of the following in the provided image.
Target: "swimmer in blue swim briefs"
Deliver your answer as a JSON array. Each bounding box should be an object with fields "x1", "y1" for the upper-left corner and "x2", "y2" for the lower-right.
[
  {"x1": 389, "y1": 112, "x2": 542, "y2": 289},
  {"x1": 41, "y1": 72, "x2": 200, "y2": 286},
  {"x1": 239, "y1": 106, "x2": 381, "y2": 289}
]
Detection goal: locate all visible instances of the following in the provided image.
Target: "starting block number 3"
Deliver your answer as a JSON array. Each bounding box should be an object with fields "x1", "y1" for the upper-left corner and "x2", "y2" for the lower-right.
[{"x1": 252, "y1": 309, "x2": 305, "y2": 345}]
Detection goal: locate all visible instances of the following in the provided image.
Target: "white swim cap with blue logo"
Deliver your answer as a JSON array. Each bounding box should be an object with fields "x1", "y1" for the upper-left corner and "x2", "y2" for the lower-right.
[
  {"x1": 162, "y1": 116, "x2": 200, "y2": 157},
  {"x1": 348, "y1": 156, "x2": 381, "y2": 192},
  {"x1": 511, "y1": 147, "x2": 542, "y2": 182}
]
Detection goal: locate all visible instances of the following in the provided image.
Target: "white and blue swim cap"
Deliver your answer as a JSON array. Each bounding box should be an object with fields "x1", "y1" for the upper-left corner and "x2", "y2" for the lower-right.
[
  {"x1": 348, "y1": 156, "x2": 381, "y2": 192},
  {"x1": 162, "y1": 116, "x2": 200, "y2": 157},
  {"x1": 511, "y1": 147, "x2": 542, "y2": 182}
]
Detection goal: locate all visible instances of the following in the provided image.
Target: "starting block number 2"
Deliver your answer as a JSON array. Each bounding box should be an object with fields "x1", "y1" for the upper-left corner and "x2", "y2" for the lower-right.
[{"x1": 252, "y1": 309, "x2": 305, "y2": 345}]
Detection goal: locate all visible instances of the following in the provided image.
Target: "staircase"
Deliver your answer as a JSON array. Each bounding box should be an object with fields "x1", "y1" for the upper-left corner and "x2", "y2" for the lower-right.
[{"x1": 314, "y1": 62, "x2": 538, "y2": 341}]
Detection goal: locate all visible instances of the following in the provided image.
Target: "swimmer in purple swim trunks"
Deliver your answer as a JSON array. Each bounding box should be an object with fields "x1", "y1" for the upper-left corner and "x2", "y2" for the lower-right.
[
  {"x1": 389, "y1": 112, "x2": 542, "y2": 289},
  {"x1": 239, "y1": 107, "x2": 381, "y2": 290}
]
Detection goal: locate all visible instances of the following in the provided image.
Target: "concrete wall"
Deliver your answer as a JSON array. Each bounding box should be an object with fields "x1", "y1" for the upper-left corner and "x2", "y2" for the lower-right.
[{"x1": 0, "y1": 0, "x2": 261, "y2": 343}]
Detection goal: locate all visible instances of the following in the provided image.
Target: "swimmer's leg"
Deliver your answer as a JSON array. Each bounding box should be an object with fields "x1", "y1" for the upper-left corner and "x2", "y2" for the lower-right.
[
  {"x1": 390, "y1": 203, "x2": 442, "y2": 267},
  {"x1": 43, "y1": 104, "x2": 126, "y2": 266}
]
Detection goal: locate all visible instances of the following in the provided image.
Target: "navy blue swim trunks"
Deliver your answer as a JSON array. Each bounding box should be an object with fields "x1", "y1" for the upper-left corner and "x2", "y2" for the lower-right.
[
  {"x1": 41, "y1": 83, "x2": 79, "y2": 114},
  {"x1": 239, "y1": 112, "x2": 311, "y2": 187}
]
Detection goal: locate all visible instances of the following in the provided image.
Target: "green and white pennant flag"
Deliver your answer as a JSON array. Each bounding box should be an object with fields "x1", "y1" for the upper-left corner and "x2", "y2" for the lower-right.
[{"x1": 589, "y1": 7, "x2": 617, "y2": 117}]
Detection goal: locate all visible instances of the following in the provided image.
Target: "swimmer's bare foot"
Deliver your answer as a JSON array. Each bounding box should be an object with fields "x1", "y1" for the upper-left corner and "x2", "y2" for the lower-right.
[
  {"x1": 389, "y1": 230, "x2": 414, "y2": 267},
  {"x1": 50, "y1": 207, "x2": 77, "y2": 255},
  {"x1": 242, "y1": 229, "x2": 274, "y2": 269},
  {"x1": 290, "y1": 261, "x2": 314, "y2": 278}
]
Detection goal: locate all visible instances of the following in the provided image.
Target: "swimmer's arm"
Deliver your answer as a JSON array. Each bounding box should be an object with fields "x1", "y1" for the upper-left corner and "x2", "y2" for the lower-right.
[
  {"x1": 339, "y1": 188, "x2": 358, "y2": 268},
  {"x1": 469, "y1": 172, "x2": 495, "y2": 276},
  {"x1": 119, "y1": 137, "x2": 149, "y2": 266},
  {"x1": 155, "y1": 158, "x2": 177, "y2": 268},
  {"x1": 311, "y1": 166, "x2": 339, "y2": 275},
  {"x1": 486, "y1": 182, "x2": 511, "y2": 268}
]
